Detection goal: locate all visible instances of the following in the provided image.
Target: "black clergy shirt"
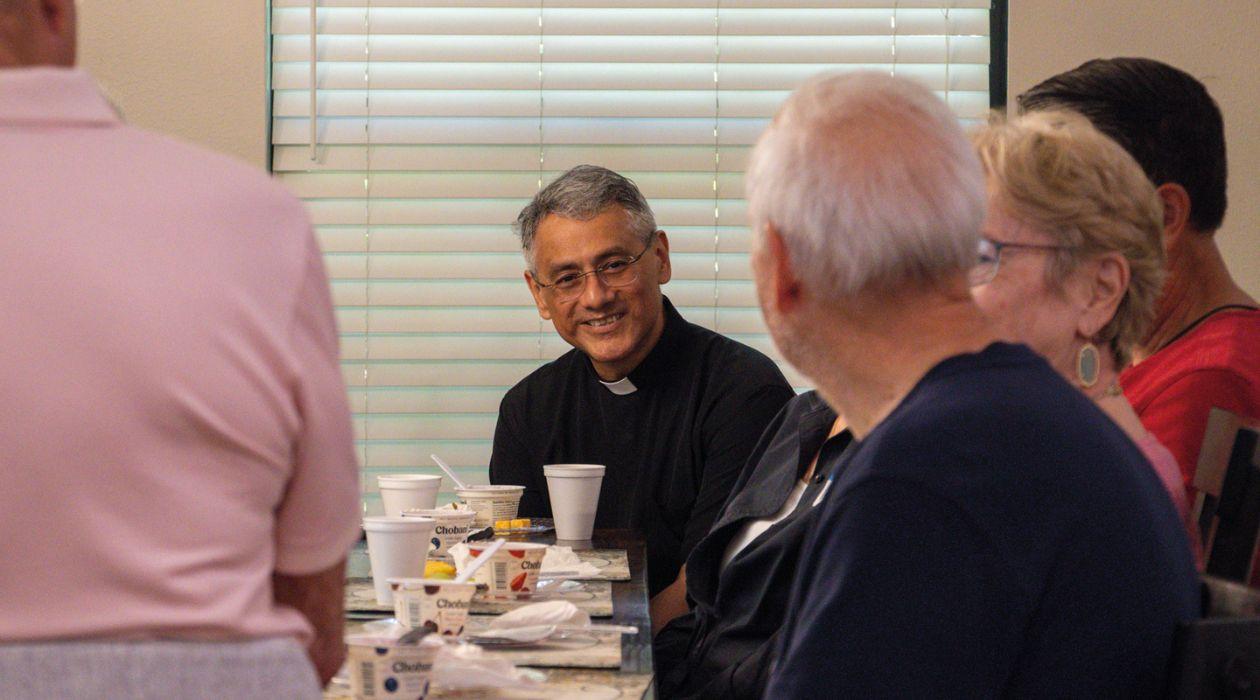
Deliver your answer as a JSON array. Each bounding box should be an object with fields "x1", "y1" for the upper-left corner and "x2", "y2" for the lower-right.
[{"x1": 488, "y1": 297, "x2": 794, "y2": 596}]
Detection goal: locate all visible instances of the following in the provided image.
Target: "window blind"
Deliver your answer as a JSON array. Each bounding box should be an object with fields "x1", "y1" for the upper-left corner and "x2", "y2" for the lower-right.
[{"x1": 268, "y1": 0, "x2": 992, "y2": 513}]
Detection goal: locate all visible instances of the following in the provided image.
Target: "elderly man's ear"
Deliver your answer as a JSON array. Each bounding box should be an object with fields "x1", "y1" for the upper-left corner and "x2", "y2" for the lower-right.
[{"x1": 757, "y1": 224, "x2": 804, "y2": 314}]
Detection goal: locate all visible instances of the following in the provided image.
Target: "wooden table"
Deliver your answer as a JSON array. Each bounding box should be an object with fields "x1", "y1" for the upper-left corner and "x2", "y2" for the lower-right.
[{"x1": 332, "y1": 529, "x2": 655, "y2": 699}]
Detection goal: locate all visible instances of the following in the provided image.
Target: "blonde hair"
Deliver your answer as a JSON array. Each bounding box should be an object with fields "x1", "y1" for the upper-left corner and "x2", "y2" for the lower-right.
[{"x1": 972, "y1": 111, "x2": 1165, "y2": 366}]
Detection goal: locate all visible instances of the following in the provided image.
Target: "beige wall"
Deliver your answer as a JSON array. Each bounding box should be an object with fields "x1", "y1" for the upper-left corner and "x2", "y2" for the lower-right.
[
  {"x1": 77, "y1": 0, "x2": 267, "y2": 169},
  {"x1": 1008, "y1": 0, "x2": 1260, "y2": 296},
  {"x1": 76, "y1": 1, "x2": 1257, "y2": 293}
]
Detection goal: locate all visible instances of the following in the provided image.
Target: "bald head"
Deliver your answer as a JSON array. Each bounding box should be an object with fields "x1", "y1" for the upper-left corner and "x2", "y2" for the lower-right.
[{"x1": 0, "y1": 0, "x2": 76, "y2": 68}]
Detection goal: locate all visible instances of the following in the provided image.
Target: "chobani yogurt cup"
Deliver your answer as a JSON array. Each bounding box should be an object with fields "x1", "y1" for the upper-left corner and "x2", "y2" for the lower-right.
[
  {"x1": 389, "y1": 578, "x2": 477, "y2": 636},
  {"x1": 465, "y1": 541, "x2": 547, "y2": 597},
  {"x1": 455, "y1": 485, "x2": 525, "y2": 528},
  {"x1": 345, "y1": 632, "x2": 439, "y2": 700},
  {"x1": 401, "y1": 508, "x2": 477, "y2": 556}
]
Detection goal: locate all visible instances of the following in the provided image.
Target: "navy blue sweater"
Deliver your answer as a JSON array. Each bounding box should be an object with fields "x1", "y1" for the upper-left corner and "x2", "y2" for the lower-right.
[{"x1": 767, "y1": 343, "x2": 1199, "y2": 698}]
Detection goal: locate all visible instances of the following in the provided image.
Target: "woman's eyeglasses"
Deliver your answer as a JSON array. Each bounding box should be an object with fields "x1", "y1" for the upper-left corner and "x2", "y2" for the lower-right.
[{"x1": 967, "y1": 237, "x2": 1073, "y2": 287}]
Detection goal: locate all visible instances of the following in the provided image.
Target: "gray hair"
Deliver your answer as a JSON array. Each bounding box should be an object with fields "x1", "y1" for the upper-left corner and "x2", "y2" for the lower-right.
[
  {"x1": 514, "y1": 165, "x2": 657, "y2": 270},
  {"x1": 746, "y1": 72, "x2": 986, "y2": 300}
]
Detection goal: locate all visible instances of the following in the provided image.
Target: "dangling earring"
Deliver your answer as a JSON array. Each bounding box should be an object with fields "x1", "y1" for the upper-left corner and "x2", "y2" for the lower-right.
[{"x1": 1076, "y1": 342, "x2": 1100, "y2": 388}]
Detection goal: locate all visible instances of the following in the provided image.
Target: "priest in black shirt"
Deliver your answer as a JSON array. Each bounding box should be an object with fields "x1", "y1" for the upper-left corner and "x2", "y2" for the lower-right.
[{"x1": 489, "y1": 165, "x2": 793, "y2": 627}]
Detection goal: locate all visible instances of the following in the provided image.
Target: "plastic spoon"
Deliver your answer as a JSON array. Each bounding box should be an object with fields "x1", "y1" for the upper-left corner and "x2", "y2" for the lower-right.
[
  {"x1": 455, "y1": 538, "x2": 506, "y2": 584},
  {"x1": 535, "y1": 570, "x2": 583, "y2": 579},
  {"x1": 430, "y1": 453, "x2": 468, "y2": 490},
  {"x1": 470, "y1": 623, "x2": 639, "y2": 644},
  {"x1": 397, "y1": 625, "x2": 433, "y2": 645}
]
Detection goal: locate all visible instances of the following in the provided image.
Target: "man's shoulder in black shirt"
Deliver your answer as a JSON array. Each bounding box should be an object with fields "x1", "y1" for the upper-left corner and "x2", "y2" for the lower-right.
[{"x1": 488, "y1": 298, "x2": 794, "y2": 596}]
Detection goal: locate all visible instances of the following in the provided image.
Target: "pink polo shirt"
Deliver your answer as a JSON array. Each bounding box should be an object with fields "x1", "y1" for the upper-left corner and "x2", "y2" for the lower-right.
[{"x1": 0, "y1": 68, "x2": 361, "y2": 643}]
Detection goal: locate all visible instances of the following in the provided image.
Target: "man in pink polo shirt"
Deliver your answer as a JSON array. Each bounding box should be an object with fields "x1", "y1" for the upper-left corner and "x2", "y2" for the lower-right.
[{"x1": 0, "y1": 1, "x2": 361, "y2": 697}]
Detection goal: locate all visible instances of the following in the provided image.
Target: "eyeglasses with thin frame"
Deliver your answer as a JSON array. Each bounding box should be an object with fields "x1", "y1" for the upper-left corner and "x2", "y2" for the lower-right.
[
  {"x1": 534, "y1": 233, "x2": 658, "y2": 301},
  {"x1": 967, "y1": 237, "x2": 1074, "y2": 287}
]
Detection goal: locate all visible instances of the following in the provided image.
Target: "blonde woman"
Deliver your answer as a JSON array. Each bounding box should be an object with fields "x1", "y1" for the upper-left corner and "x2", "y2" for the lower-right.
[{"x1": 970, "y1": 111, "x2": 1198, "y2": 558}]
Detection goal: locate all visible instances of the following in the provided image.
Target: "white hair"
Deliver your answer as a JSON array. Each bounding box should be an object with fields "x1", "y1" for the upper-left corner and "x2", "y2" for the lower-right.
[{"x1": 746, "y1": 72, "x2": 986, "y2": 300}]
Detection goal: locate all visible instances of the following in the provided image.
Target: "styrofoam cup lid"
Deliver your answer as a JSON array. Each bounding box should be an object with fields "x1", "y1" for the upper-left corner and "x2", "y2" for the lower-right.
[
  {"x1": 378, "y1": 474, "x2": 442, "y2": 488},
  {"x1": 363, "y1": 516, "x2": 435, "y2": 532},
  {"x1": 544, "y1": 464, "x2": 606, "y2": 478}
]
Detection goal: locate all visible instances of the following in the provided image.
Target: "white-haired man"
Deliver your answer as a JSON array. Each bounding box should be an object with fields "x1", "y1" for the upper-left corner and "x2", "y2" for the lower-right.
[
  {"x1": 1, "y1": 1, "x2": 359, "y2": 697},
  {"x1": 748, "y1": 73, "x2": 1198, "y2": 696}
]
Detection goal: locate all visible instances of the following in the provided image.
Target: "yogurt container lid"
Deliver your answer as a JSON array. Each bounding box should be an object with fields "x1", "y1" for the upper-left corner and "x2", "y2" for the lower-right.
[
  {"x1": 469, "y1": 541, "x2": 547, "y2": 551},
  {"x1": 402, "y1": 508, "x2": 477, "y2": 521},
  {"x1": 455, "y1": 485, "x2": 525, "y2": 495},
  {"x1": 387, "y1": 577, "x2": 479, "y2": 591}
]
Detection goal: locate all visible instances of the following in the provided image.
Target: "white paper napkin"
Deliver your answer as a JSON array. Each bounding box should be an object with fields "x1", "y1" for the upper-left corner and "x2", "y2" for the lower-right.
[
  {"x1": 430, "y1": 644, "x2": 542, "y2": 690},
  {"x1": 541, "y1": 545, "x2": 602, "y2": 578},
  {"x1": 486, "y1": 601, "x2": 591, "y2": 632}
]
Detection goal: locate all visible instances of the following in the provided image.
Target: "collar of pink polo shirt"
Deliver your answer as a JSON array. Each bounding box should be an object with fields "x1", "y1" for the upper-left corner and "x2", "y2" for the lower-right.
[{"x1": 0, "y1": 67, "x2": 119, "y2": 127}]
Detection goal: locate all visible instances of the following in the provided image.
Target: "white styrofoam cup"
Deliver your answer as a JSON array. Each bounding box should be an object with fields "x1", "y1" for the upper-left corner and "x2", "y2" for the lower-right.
[
  {"x1": 543, "y1": 464, "x2": 605, "y2": 541},
  {"x1": 362, "y1": 516, "x2": 436, "y2": 606}
]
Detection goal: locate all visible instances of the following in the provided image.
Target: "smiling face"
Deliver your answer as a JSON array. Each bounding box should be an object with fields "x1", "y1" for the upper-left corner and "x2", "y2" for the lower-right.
[{"x1": 525, "y1": 206, "x2": 672, "y2": 381}]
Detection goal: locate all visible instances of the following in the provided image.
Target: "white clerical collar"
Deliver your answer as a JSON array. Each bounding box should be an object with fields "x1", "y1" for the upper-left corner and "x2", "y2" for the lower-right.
[{"x1": 599, "y1": 377, "x2": 638, "y2": 395}]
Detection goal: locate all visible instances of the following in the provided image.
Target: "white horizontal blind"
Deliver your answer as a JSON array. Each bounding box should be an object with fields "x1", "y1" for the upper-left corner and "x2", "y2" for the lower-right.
[{"x1": 269, "y1": 0, "x2": 991, "y2": 513}]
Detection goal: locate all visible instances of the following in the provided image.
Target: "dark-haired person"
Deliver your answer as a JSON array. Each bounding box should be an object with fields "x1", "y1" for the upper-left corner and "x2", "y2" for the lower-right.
[
  {"x1": 489, "y1": 165, "x2": 794, "y2": 630},
  {"x1": 1020, "y1": 57, "x2": 1259, "y2": 494}
]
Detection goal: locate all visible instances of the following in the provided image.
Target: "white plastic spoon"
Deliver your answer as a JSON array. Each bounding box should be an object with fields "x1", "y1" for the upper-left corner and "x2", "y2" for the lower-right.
[
  {"x1": 454, "y1": 538, "x2": 505, "y2": 584},
  {"x1": 430, "y1": 453, "x2": 468, "y2": 490},
  {"x1": 469, "y1": 623, "x2": 639, "y2": 644}
]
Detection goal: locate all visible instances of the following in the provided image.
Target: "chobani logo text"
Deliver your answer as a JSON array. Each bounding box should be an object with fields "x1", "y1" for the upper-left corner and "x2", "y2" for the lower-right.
[
  {"x1": 521, "y1": 560, "x2": 542, "y2": 570},
  {"x1": 436, "y1": 598, "x2": 469, "y2": 609},
  {"x1": 392, "y1": 660, "x2": 430, "y2": 673},
  {"x1": 435, "y1": 525, "x2": 467, "y2": 535}
]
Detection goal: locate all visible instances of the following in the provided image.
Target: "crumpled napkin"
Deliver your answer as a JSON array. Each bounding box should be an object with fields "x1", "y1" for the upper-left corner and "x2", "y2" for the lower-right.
[
  {"x1": 429, "y1": 643, "x2": 543, "y2": 690},
  {"x1": 447, "y1": 543, "x2": 602, "y2": 579},
  {"x1": 486, "y1": 600, "x2": 590, "y2": 632},
  {"x1": 542, "y1": 545, "x2": 602, "y2": 578}
]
